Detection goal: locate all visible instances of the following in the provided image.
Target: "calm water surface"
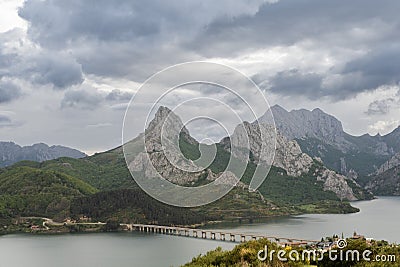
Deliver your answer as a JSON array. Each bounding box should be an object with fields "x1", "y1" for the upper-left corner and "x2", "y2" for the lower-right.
[
  {"x1": 215, "y1": 196, "x2": 400, "y2": 243},
  {"x1": 0, "y1": 196, "x2": 398, "y2": 267}
]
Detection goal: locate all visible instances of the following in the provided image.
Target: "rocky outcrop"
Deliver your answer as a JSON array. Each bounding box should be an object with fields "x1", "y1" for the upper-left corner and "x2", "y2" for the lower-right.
[
  {"x1": 260, "y1": 105, "x2": 400, "y2": 177},
  {"x1": 221, "y1": 121, "x2": 314, "y2": 177},
  {"x1": 274, "y1": 132, "x2": 314, "y2": 177},
  {"x1": 222, "y1": 120, "x2": 358, "y2": 200},
  {"x1": 366, "y1": 166, "x2": 400, "y2": 196},
  {"x1": 314, "y1": 168, "x2": 357, "y2": 201},
  {"x1": 376, "y1": 152, "x2": 400, "y2": 175},
  {"x1": 128, "y1": 106, "x2": 363, "y2": 200},
  {"x1": 262, "y1": 105, "x2": 352, "y2": 151},
  {"x1": 129, "y1": 106, "x2": 239, "y2": 186},
  {"x1": 0, "y1": 142, "x2": 86, "y2": 167},
  {"x1": 366, "y1": 152, "x2": 400, "y2": 196}
]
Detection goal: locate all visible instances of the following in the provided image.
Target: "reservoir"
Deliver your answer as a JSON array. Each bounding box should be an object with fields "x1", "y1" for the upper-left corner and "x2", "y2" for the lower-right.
[{"x1": 0, "y1": 196, "x2": 398, "y2": 267}]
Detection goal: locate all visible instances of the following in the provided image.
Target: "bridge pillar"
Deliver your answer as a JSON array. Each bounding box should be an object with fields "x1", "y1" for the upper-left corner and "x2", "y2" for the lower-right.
[
  {"x1": 202, "y1": 231, "x2": 206, "y2": 239},
  {"x1": 230, "y1": 234, "x2": 235, "y2": 242},
  {"x1": 220, "y1": 233, "x2": 225, "y2": 241},
  {"x1": 252, "y1": 236, "x2": 257, "y2": 240},
  {"x1": 193, "y1": 231, "x2": 198, "y2": 238},
  {"x1": 241, "y1": 235, "x2": 246, "y2": 243},
  {"x1": 211, "y1": 232, "x2": 215, "y2": 240}
]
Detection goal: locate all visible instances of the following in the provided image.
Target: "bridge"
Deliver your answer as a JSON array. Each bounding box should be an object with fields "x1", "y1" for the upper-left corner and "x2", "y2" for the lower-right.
[{"x1": 121, "y1": 223, "x2": 318, "y2": 245}]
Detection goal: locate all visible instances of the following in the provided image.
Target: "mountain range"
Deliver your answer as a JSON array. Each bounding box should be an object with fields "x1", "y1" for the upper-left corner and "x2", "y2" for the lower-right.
[
  {"x1": 266, "y1": 105, "x2": 400, "y2": 177},
  {"x1": 0, "y1": 105, "x2": 399, "y2": 229},
  {"x1": 265, "y1": 105, "x2": 400, "y2": 196},
  {"x1": 0, "y1": 106, "x2": 373, "y2": 228},
  {"x1": 0, "y1": 142, "x2": 86, "y2": 168}
]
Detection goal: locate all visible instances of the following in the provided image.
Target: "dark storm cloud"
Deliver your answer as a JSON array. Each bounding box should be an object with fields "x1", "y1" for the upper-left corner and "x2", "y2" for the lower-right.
[
  {"x1": 0, "y1": 29, "x2": 84, "y2": 90},
  {"x1": 189, "y1": 0, "x2": 400, "y2": 99},
  {"x1": 17, "y1": 0, "x2": 265, "y2": 81},
  {"x1": 18, "y1": 0, "x2": 264, "y2": 47},
  {"x1": 259, "y1": 65, "x2": 398, "y2": 101},
  {"x1": 105, "y1": 89, "x2": 133, "y2": 102},
  {"x1": 0, "y1": 80, "x2": 21, "y2": 103},
  {"x1": 61, "y1": 88, "x2": 104, "y2": 110},
  {"x1": 264, "y1": 69, "x2": 323, "y2": 99},
  {"x1": 24, "y1": 53, "x2": 84, "y2": 89},
  {"x1": 0, "y1": 114, "x2": 17, "y2": 128},
  {"x1": 190, "y1": 0, "x2": 400, "y2": 56},
  {"x1": 0, "y1": 115, "x2": 11, "y2": 123},
  {"x1": 18, "y1": 0, "x2": 160, "y2": 46},
  {"x1": 15, "y1": 0, "x2": 400, "y2": 100},
  {"x1": 365, "y1": 98, "x2": 395, "y2": 115},
  {"x1": 342, "y1": 46, "x2": 400, "y2": 90}
]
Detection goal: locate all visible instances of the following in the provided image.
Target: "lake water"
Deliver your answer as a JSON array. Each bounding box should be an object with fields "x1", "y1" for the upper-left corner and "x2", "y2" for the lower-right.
[
  {"x1": 0, "y1": 196, "x2": 399, "y2": 267},
  {"x1": 211, "y1": 196, "x2": 400, "y2": 243}
]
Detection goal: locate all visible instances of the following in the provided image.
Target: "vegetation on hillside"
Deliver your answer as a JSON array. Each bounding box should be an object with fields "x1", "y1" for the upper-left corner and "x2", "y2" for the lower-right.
[
  {"x1": 0, "y1": 133, "x2": 364, "y2": 227},
  {"x1": 0, "y1": 166, "x2": 97, "y2": 221},
  {"x1": 296, "y1": 137, "x2": 388, "y2": 177},
  {"x1": 183, "y1": 238, "x2": 400, "y2": 267}
]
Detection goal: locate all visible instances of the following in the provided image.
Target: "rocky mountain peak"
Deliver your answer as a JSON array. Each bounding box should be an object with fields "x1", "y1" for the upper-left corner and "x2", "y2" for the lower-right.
[
  {"x1": 222, "y1": 120, "x2": 358, "y2": 200},
  {"x1": 146, "y1": 106, "x2": 190, "y2": 137},
  {"x1": 266, "y1": 105, "x2": 345, "y2": 141}
]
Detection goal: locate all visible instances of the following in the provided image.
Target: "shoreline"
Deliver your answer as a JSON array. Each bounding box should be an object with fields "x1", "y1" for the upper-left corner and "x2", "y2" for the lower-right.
[{"x1": 0, "y1": 208, "x2": 360, "y2": 237}]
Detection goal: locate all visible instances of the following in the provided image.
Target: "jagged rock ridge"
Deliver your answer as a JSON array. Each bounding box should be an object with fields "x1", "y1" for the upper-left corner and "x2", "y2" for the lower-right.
[
  {"x1": 261, "y1": 105, "x2": 400, "y2": 177},
  {"x1": 223, "y1": 120, "x2": 358, "y2": 200},
  {"x1": 376, "y1": 152, "x2": 400, "y2": 175}
]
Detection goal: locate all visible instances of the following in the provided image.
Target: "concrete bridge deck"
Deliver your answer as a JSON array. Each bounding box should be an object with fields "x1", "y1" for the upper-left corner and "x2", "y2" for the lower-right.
[{"x1": 121, "y1": 223, "x2": 318, "y2": 245}]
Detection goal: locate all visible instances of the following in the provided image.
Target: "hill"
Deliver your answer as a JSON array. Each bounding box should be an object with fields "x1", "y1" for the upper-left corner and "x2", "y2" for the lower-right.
[
  {"x1": 0, "y1": 166, "x2": 97, "y2": 222},
  {"x1": 0, "y1": 141, "x2": 86, "y2": 168},
  {"x1": 0, "y1": 106, "x2": 372, "y2": 227}
]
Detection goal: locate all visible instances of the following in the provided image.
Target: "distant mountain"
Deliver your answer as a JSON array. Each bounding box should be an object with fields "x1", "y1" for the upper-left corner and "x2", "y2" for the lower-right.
[
  {"x1": 262, "y1": 105, "x2": 350, "y2": 149},
  {"x1": 0, "y1": 106, "x2": 370, "y2": 227},
  {"x1": 0, "y1": 142, "x2": 87, "y2": 167},
  {"x1": 365, "y1": 166, "x2": 400, "y2": 196},
  {"x1": 363, "y1": 152, "x2": 400, "y2": 195},
  {"x1": 376, "y1": 152, "x2": 400, "y2": 175},
  {"x1": 132, "y1": 106, "x2": 369, "y2": 201},
  {"x1": 262, "y1": 105, "x2": 400, "y2": 177}
]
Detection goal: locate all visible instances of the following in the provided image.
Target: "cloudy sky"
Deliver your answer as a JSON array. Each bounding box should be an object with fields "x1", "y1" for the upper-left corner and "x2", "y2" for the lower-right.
[{"x1": 0, "y1": 0, "x2": 399, "y2": 154}]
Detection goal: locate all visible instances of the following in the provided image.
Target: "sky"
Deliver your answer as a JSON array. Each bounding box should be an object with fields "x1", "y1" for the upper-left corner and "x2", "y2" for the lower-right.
[{"x1": 0, "y1": 0, "x2": 399, "y2": 154}]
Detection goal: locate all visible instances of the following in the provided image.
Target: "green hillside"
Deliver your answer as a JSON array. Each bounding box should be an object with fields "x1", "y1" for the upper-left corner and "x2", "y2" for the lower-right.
[
  {"x1": 0, "y1": 166, "x2": 97, "y2": 221},
  {"x1": 296, "y1": 137, "x2": 388, "y2": 176},
  {"x1": 0, "y1": 132, "x2": 365, "y2": 227},
  {"x1": 361, "y1": 166, "x2": 400, "y2": 195}
]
